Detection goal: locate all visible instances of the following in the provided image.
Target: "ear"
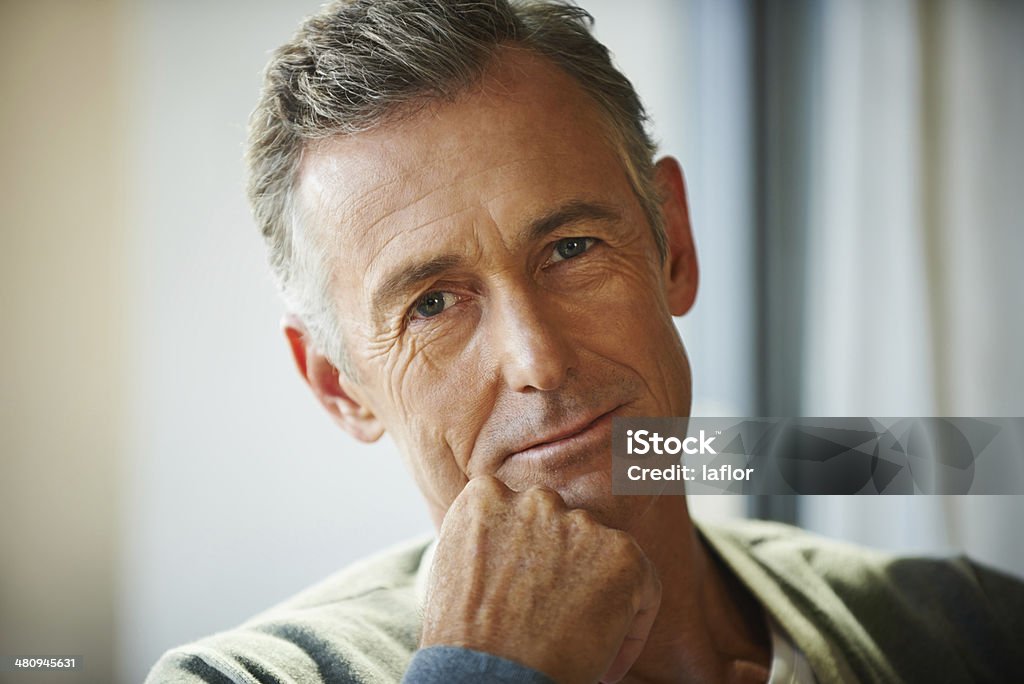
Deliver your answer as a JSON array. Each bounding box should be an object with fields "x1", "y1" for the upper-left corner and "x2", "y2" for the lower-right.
[
  {"x1": 282, "y1": 313, "x2": 385, "y2": 443},
  {"x1": 654, "y1": 156, "x2": 699, "y2": 316}
]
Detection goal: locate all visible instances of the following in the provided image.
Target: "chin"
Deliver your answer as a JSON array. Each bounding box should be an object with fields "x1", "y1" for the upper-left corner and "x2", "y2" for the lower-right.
[
  {"x1": 494, "y1": 443, "x2": 663, "y2": 533},
  {"x1": 554, "y1": 470, "x2": 660, "y2": 534}
]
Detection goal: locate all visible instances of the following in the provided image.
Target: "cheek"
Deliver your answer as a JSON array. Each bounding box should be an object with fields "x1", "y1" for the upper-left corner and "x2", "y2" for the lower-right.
[
  {"x1": 558, "y1": 255, "x2": 670, "y2": 342},
  {"x1": 360, "y1": 346, "x2": 483, "y2": 514},
  {"x1": 399, "y1": 439, "x2": 470, "y2": 516},
  {"x1": 384, "y1": 321, "x2": 480, "y2": 425},
  {"x1": 376, "y1": 323, "x2": 496, "y2": 475}
]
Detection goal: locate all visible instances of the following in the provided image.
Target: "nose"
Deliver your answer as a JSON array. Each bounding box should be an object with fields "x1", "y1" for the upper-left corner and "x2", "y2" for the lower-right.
[{"x1": 489, "y1": 286, "x2": 577, "y2": 392}]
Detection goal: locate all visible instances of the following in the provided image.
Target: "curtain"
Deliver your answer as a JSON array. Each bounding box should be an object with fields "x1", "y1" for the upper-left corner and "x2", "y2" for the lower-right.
[{"x1": 783, "y1": 0, "x2": 1024, "y2": 576}]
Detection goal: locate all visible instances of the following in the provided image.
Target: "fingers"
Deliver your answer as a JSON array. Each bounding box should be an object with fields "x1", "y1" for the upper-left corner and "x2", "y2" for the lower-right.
[
  {"x1": 601, "y1": 534, "x2": 662, "y2": 684},
  {"x1": 600, "y1": 577, "x2": 661, "y2": 683},
  {"x1": 427, "y1": 475, "x2": 661, "y2": 683}
]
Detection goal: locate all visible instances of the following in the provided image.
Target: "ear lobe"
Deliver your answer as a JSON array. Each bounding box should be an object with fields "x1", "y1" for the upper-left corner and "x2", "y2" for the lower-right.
[
  {"x1": 282, "y1": 314, "x2": 385, "y2": 443},
  {"x1": 654, "y1": 156, "x2": 699, "y2": 316}
]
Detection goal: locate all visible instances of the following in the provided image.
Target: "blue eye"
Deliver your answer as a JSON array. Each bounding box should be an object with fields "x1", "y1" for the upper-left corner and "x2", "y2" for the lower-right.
[
  {"x1": 412, "y1": 291, "x2": 456, "y2": 319},
  {"x1": 551, "y1": 237, "x2": 595, "y2": 263}
]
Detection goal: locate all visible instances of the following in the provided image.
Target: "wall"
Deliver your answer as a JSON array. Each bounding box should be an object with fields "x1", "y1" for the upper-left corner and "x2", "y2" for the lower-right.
[{"x1": 1, "y1": 2, "x2": 124, "y2": 682}]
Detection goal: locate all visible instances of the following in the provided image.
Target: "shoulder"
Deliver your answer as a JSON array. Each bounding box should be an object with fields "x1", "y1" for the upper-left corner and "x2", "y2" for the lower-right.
[
  {"x1": 146, "y1": 536, "x2": 433, "y2": 684},
  {"x1": 698, "y1": 518, "x2": 1024, "y2": 682},
  {"x1": 698, "y1": 516, "x2": 1024, "y2": 611}
]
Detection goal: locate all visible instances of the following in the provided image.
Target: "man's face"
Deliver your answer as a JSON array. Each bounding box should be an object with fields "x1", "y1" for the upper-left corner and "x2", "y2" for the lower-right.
[{"x1": 295, "y1": 50, "x2": 696, "y2": 527}]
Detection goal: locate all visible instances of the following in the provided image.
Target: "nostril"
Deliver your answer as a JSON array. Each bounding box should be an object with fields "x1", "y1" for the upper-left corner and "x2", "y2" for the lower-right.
[{"x1": 503, "y1": 328, "x2": 576, "y2": 392}]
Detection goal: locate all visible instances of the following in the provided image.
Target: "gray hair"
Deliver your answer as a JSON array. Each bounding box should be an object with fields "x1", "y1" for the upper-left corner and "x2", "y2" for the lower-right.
[{"x1": 247, "y1": 0, "x2": 663, "y2": 375}]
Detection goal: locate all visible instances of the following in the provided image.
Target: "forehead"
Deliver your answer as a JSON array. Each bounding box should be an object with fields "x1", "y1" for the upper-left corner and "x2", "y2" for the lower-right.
[{"x1": 295, "y1": 49, "x2": 637, "y2": 318}]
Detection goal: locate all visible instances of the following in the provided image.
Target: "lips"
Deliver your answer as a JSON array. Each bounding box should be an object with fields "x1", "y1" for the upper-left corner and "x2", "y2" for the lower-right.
[
  {"x1": 505, "y1": 405, "x2": 620, "y2": 462},
  {"x1": 478, "y1": 375, "x2": 642, "y2": 475}
]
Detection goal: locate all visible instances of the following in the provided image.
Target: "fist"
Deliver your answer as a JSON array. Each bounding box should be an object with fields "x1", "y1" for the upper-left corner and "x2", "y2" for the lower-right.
[{"x1": 420, "y1": 476, "x2": 661, "y2": 684}]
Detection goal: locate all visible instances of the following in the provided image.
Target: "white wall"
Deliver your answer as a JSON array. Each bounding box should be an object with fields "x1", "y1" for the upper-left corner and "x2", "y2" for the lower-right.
[{"x1": 1, "y1": 3, "x2": 123, "y2": 682}]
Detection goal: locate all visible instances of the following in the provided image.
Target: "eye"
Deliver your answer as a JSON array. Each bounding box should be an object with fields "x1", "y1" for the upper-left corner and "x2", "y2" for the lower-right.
[
  {"x1": 549, "y1": 237, "x2": 596, "y2": 263},
  {"x1": 410, "y1": 291, "x2": 457, "y2": 319}
]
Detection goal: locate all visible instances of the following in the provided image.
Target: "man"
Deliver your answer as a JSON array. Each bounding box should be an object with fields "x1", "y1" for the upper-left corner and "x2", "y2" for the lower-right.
[{"x1": 148, "y1": 1, "x2": 1023, "y2": 682}]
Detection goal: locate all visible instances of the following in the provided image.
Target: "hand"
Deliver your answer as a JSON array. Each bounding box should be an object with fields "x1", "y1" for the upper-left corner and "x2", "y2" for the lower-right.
[{"x1": 420, "y1": 476, "x2": 662, "y2": 684}]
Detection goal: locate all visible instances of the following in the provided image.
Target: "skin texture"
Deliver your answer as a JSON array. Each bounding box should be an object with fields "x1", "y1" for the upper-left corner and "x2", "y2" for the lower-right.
[{"x1": 285, "y1": 50, "x2": 770, "y2": 683}]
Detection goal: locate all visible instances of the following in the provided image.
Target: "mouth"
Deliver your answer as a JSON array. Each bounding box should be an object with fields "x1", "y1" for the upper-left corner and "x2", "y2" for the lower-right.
[{"x1": 504, "y1": 405, "x2": 621, "y2": 466}]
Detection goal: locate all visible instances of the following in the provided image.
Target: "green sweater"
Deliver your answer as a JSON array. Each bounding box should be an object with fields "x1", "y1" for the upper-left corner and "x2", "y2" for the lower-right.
[{"x1": 146, "y1": 519, "x2": 1024, "y2": 683}]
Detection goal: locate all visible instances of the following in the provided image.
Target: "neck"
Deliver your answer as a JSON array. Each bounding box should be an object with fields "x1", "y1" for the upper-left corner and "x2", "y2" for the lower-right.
[{"x1": 623, "y1": 498, "x2": 771, "y2": 683}]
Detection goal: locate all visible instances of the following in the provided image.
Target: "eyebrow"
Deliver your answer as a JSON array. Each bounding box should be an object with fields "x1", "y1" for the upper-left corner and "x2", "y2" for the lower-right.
[
  {"x1": 526, "y1": 199, "x2": 621, "y2": 243},
  {"x1": 369, "y1": 199, "x2": 621, "y2": 317}
]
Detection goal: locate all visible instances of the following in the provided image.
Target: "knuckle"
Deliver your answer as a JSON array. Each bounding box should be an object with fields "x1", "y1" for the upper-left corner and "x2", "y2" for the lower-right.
[
  {"x1": 567, "y1": 507, "x2": 597, "y2": 530},
  {"x1": 607, "y1": 527, "x2": 633, "y2": 547},
  {"x1": 455, "y1": 476, "x2": 510, "y2": 518},
  {"x1": 523, "y1": 485, "x2": 564, "y2": 508},
  {"x1": 463, "y1": 475, "x2": 504, "y2": 499},
  {"x1": 567, "y1": 507, "x2": 593, "y2": 524},
  {"x1": 607, "y1": 529, "x2": 644, "y2": 563}
]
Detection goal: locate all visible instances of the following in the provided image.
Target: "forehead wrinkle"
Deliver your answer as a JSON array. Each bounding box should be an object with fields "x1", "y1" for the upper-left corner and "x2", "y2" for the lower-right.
[
  {"x1": 353, "y1": 196, "x2": 476, "y2": 263},
  {"x1": 339, "y1": 150, "x2": 573, "y2": 249},
  {"x1": 310, "y1": 121, "x2": 572, "y2": 217}
]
